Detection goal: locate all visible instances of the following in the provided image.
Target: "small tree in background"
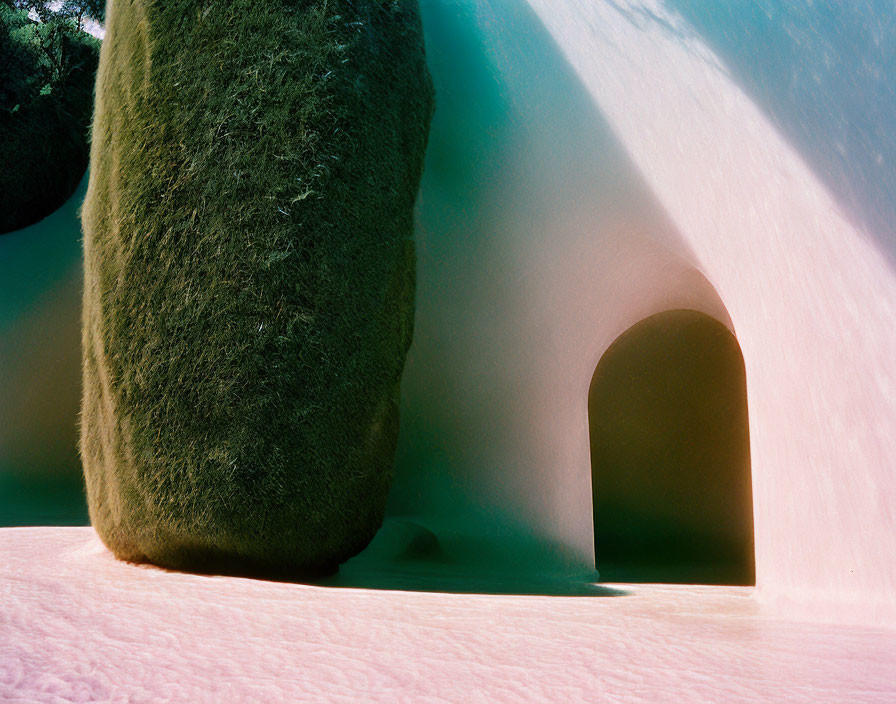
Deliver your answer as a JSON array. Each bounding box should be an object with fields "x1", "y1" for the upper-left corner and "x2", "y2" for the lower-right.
[
  {"x1": 60, "y1": 1, "x2": 106, "y2": 28},
  {"x1": 0, "y1": 0, "x2": 101, "y2": 233},
  {"x1": 1, "y1": 1, "x2": 103, "y2": 100},
  {"x1": 0, "y1": 5, "x2": 41, "y2": 115},
  {"x1": 2, "y1": 1, "x2": 105, "y2": 27}
]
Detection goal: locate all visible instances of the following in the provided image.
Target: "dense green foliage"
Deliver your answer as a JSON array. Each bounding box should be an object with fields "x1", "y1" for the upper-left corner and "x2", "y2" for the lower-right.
[
  {"x1": 0, "y1": 2, "x2": 100, "y2": 233},
  {"x1": 4, "y1": 1, "x2": 105, "y2": 28},
  {"x1": 81, "y1": 0, "x2": 434, "y2": 577}
]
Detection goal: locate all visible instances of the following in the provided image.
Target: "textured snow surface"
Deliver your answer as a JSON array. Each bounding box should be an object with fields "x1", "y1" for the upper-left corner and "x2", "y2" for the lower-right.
[{"x1": 2, "y1": 528, "x2": 895, "y2": 703}]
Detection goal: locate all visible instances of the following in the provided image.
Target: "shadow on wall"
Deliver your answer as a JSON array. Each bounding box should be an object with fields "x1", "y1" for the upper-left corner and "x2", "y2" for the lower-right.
[
  {"x1": 656, "y1": 0, "x2": 896, "y2": 264},
  {"x1": 385, "y1": 0, "x2": 704, "y2": 576},
  {"x1": 0, "y1": 178, "x2": 88, "y2": 527},
  {"x1": 589, "y1": 309, "x2": 754, "y2": 586}
]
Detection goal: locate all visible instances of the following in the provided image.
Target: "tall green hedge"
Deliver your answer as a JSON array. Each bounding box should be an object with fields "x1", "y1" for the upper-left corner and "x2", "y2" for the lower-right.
[{"x1": 81, "y1": 0, "x2": 434, "y2": 577}]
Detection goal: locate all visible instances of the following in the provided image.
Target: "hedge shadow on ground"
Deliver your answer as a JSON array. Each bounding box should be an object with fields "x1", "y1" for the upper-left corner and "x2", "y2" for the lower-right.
[{"x1": 317, "y1": 519, "x2": 629, "y2": 597}]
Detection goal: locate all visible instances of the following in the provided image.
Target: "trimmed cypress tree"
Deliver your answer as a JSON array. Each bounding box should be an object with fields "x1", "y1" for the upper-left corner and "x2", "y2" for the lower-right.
[{"x1": 80, "y1": 0, "x2": 434, "y2": 577}]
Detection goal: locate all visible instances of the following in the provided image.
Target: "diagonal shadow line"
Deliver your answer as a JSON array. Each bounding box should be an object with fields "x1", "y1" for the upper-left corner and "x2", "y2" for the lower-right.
[{"x1": 654, "y1": 0, "x2": 896, "y2": 268}]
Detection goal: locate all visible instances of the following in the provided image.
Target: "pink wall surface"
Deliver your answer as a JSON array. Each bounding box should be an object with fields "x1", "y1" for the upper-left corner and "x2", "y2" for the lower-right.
[
  {"x1": 524, "y1": 0, "x2": 896, "y2": 618},
  {"x1": 393, "y1": 0, "x2": 896, "y2": 619}
]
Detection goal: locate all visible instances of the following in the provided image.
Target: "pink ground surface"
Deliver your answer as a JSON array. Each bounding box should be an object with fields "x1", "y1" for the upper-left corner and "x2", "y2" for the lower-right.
[{"x1": 2, "y1": 528, "x2": 894, "y2": 703}]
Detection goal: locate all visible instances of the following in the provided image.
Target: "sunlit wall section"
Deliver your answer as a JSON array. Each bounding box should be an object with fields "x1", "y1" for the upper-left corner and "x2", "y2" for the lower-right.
[{"x1": 525, "y1": 0, "x2": 896, "y2": 616}]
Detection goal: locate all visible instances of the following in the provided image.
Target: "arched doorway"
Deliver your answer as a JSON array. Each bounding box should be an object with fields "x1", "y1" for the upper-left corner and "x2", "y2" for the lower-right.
[{"x1": 588, "y1": 309, "x2": 754, "y2": 585}]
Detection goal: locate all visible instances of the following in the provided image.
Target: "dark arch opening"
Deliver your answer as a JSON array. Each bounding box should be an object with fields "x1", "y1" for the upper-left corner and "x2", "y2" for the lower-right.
[{"x1": 589, "y1": 309, "x2": 755, "y2": 585}]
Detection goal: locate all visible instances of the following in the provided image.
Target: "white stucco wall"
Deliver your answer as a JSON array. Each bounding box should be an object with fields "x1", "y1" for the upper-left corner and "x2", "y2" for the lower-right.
[
  {"x1": 393, "y1": 0, "x2": 896, "y2": 618},
  {"x1": 390, "y1": 0, "x2": 734, "y2": 569}
]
